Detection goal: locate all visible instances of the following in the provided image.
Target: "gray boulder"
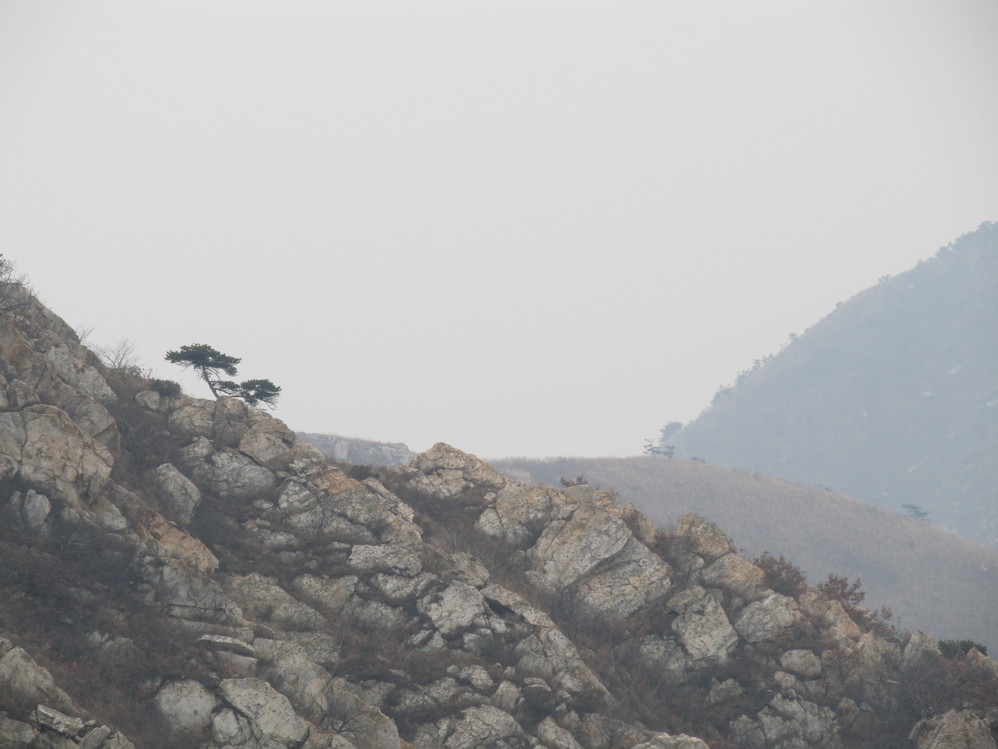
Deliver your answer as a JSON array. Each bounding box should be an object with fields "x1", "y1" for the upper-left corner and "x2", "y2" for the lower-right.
[
  {"x1": 909, "y1": 709, "x2": 997, "y2": 749},
  {"x1": 670, "y1": 588, "x2": 738, "y2": 664},
  {"x1": 0, "y1": 405, "x2": 113, "y2": 510},
  {"x1": 214, "y1": 678, "x2": 310, "y2": 749},
  {"x1": 0, "y1": 643, "x2": 77, "y2": 716},
  {"x1": 148, "y1": 463, "x2": 202, "y2": 525},
  {"x1": 734, "y1": 593, "x2": 801, "y2": 643},
  {"x1": 155, "y1": 679, "x2": 220, "y2": 737}
]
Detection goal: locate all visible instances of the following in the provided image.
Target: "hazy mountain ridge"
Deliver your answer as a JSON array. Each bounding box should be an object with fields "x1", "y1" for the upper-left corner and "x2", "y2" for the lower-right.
[
  {"x1": 0, "y1": 280, "x2": 997, "y2": 748},
  {"x1": 667, "y1": 221, "x2": 998, "y2": 546}
]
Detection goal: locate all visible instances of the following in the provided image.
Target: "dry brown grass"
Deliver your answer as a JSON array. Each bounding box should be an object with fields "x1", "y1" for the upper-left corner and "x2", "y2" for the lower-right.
[{"x1": 494, "y1": 456, "x2": 998, "y2": 652}]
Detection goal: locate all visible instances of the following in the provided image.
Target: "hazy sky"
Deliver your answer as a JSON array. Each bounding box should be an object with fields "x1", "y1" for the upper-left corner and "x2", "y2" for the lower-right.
[{"x1": 2, "y1": 1, "x2": 996, "y2": 459}]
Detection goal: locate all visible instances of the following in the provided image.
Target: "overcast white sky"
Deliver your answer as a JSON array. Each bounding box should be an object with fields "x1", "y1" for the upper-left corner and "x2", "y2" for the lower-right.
[{"x1": 1, "y1": 1, "x2": 996, "y2": 458}]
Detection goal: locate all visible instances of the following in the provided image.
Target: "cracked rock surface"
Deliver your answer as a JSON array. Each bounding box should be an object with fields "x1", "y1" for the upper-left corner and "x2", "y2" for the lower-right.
[{"x1": 0, "y1": 288, "x2": 995, "y2": 749}]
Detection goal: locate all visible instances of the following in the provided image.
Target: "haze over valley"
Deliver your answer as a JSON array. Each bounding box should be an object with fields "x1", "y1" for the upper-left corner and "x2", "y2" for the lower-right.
[{"x1": 1, "y1": 3, "x2": 996, "y2": 746}]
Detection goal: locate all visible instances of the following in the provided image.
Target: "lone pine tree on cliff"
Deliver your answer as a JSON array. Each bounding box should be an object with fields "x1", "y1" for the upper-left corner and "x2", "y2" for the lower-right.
[{"x1": 166, "y1": 343, "x2": 281, "y2": 408}]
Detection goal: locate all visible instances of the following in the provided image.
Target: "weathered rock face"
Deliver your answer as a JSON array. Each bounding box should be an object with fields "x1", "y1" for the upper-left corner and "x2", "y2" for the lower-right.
[
  {"x1": 669, "y1": 587, "x2": 739, "y2": 665},
  {"x1": 0, "y1": 404, "x2": 113, "y2": 510},
  {"x1": 729, "y1": 694, "x2": 843, "y2": 749},
  {"x1": 148, "y1": 462, "x2": 202, "y2": 526},
  {"x1": 404, "y1": 442, "x2": 509, "y2": 498},
  {"x1": 675, "y1": 513, "x2": 736, "y2": 562},
  {"x1": 734, "y1": 593, "x2": 801, "y2": 643},
  {"x1": 0, "y1": 289, "x2": 996, "y2": 749},
  {"x1": 212, "y1": 678, "x2": 310, "y2": 749},
  {"x1": 0, "y1": 638, "x2": 134, "y2": 749},
  {"x1": 909, "y1": 710, "x2": 997, "y2": 749},
  {"x1": 404, "y1": 452, "x2": 676, "y2": 624},
  {"x1": 0, "y1": 639, "x2": 78, "y2": 716},
  {"x1": 526, "y1": 499, "x2": 672, "y2": 620},
  {"x1": 155, "y1": 679, "x2": 219, "y2": 737}
]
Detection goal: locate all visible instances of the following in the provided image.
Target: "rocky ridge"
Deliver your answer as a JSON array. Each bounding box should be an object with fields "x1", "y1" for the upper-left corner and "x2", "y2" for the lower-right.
[
  {"x1": 297, "y1": 433, "x2": 416, "y2": 468},
  {"x1": 0, "y1": 283, "x2": 996, "y2": 748}
]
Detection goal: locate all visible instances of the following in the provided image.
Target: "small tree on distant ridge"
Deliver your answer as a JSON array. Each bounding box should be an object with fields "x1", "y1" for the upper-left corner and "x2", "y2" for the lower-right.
[
  {"x1": 643, "y1": 439, "x2": 675, "y2": 459},
  {"x1": 166, "y1": 343, "x2": 281, "y2": 408},
  {"x1": 901, "y1": 503, "x2": 929, "y2": 521}
]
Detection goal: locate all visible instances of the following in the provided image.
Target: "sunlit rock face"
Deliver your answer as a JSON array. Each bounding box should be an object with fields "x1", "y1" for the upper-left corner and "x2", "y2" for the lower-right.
[{"x1": 0, "y1": 287, "x2": 995, "y2": 749}]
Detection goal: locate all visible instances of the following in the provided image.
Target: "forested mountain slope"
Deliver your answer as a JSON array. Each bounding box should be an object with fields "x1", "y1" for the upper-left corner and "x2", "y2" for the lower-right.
[{"x1": 667, "y1": 222, "x2": 998, "y2": 547}]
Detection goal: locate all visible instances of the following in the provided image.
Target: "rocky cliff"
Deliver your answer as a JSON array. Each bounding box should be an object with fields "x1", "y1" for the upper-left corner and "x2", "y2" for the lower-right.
[
  {"x1": 1, "y1": 282, "x2": 996, "y2": 749},
  {"x1": 492, "y1": 454, "x2": 998, "y2": 654},
  {"x1": 297, "y1": 433, "x2": 416, "y2": 468}
]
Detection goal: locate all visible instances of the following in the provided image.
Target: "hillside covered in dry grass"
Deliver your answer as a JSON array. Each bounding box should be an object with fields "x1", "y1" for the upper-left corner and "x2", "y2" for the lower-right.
[{"x1": 494, "y1": 455, "x2": 998, "y2": 652}]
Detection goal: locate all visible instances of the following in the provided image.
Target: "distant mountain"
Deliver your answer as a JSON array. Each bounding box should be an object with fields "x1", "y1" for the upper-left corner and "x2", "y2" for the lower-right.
[
  {"x1": 494, "y1": 455, "x2": 998, "y2": 653},
  {"x1": 668, "y1": 221, "x2": 998, "y2": 547}
]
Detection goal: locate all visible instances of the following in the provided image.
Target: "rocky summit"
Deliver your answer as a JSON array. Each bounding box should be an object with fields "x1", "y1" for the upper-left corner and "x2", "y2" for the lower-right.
[{"x1": 0, "y1": 282, "x2": 996, "y2": 748}]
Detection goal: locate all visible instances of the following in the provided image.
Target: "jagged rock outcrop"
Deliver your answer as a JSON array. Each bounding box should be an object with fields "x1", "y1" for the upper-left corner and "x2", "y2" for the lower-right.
[
  {"x1": 0, "y1": 638, "x2": 134, "y2": 748},
  {"x1": 0, "y1": 404, "x2": 113, "y2": 510},
  {"x1": 155, "y1": 679, "x2": 219, "y2": 737},
  {"x1": 0, "y1": 638, "x2": 78, "y2": 717},
  {"x1": 147, "y1": 462, "x2": 202, "y2": 526},
  {"x1": 210, "y1": 678, "x2": 310, "y2": 749},
  {"x1": 909, "y1": 710, "x2": 997, "y2": 749},
  {"x1": 0, "y1": 287, "x2": 995, "y2": 749}
]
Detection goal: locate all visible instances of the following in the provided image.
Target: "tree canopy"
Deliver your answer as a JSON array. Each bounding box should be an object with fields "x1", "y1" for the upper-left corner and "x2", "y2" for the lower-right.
[
  {"x1": 165, "y1": 343, "x2": 281, "y2": 408},
  {"x1": 216, "y1": 378, "x2": 283, "y2": 407}
]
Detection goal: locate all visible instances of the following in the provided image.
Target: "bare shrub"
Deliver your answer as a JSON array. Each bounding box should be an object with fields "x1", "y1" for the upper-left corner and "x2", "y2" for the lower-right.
[
  {"x1": 819, "y1": 574, "x2": 897, "y2": 636},
  {"x1": 93, "y1": 337, "x2": 146, "y2": 376},
  {"x1": 0, "y1": 254, "x2": 32, "y2": 311},
  {"x1": 752, "y1": 551, "x2": 808, "y2": 597},
  {"x1": 818, "y1": 573, "x2": 864, "y2": 610}
]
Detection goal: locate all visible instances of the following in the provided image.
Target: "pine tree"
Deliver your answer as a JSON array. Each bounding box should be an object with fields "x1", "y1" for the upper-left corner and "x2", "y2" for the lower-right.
[{"x1": 166, "y1": 344, "x2": 281, "y2": 407}]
